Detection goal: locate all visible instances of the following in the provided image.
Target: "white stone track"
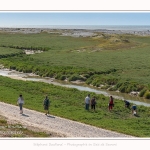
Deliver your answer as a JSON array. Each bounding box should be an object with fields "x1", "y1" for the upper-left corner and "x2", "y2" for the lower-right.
[{"x1": 0, "y1": 102, "x2": 135, "y2": 138}]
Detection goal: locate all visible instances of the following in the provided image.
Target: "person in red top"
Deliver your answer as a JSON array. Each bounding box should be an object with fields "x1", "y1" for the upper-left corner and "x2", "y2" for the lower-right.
[{"x1": 108, "y1": 96, "x2": 114, "y2": 111}]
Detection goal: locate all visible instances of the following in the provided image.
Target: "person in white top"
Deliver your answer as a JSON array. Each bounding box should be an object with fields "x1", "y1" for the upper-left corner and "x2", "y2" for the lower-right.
[
  {"x1": 17, "y1": 94, "x2": 24, "y2": 114},
  {"x1": 85, "y1": 94, "x2": 90, "y2": 110}
]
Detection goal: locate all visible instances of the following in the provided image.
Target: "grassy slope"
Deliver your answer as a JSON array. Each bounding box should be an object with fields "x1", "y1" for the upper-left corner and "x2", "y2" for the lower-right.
[{"x1": 0, "y1": 76, "x2": 150, "y2": 137}]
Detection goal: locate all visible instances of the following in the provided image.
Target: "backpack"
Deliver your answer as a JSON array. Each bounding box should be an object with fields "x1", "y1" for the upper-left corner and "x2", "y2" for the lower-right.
[{"x1": 44, "y1": 98, "x2": 49, "y2": 106}]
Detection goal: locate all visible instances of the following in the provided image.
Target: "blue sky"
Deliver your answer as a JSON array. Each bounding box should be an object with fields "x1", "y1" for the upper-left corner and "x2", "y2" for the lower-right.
[{"x1": 0, "y1": 12, "x2": 150, "y2": 27}]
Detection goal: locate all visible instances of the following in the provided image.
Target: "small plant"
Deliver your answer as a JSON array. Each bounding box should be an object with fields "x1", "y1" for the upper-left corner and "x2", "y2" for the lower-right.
[
  {"x1": 0, "y1": 119, "x2": 7, "y2": 125},
  {"x1": 144, "y1": 91, "x2": 150, "y2": 99}
]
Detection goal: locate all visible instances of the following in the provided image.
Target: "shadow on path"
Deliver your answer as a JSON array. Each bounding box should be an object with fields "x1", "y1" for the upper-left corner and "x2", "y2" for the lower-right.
[
  {"x1": 47, "y1": 115, "x2": 55, "y2": 118},
  {"x1": 21, "y1": 114, "x2": 29, "y2": 117}
]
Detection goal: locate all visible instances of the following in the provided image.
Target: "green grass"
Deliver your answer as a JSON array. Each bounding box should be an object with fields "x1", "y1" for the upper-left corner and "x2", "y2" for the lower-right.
[
  {"x1": 0, "y1": 32, "x2": 98, "y2": 50},
  {"x1": 0, "y1": 47, "x2": 22, "y2": 55},
  {"x1": 1, "y1": 32, "x2": 150, "y2": 96},
  {"x1": 1, "y1": 31, "x2": 150, "y2": 137},
  {"x1": 0, "y1": 47, "x2": 23, "y2": 58},
  {"x1": 0, "y1": 76, "x2": 150, "y2": 137}
]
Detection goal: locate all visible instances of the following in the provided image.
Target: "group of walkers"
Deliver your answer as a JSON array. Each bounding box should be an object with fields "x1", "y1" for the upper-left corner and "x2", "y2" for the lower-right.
[
  {"x1": 17, "y1": 94, "x2": 50, "y2": 116},
  {"x1": 85, "y1": 94, "x2": 114, "y2": 111},
  {"x1": 16, "y1": 93, "x2": 137, "y2": 116},
  {"x1": 85, "y1": 94, "x2": 137, "y2": 115},
  {"x1": 85, "y1": 94, "x2": 96, "y2": 111}
]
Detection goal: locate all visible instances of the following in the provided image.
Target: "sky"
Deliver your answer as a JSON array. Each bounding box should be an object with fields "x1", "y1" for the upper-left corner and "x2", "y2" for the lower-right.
[{"x1": 0, "y1": 12, "x2": 150, "y2": 27}]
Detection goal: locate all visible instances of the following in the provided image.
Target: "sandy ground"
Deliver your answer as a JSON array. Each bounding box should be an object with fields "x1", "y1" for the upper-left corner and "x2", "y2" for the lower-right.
[
  {"x1": 0, "y1": 101, "x2": 135, "y2": 138},
  {"x1": 0, "y1": 28, "x2": 150, "y2": 36}
]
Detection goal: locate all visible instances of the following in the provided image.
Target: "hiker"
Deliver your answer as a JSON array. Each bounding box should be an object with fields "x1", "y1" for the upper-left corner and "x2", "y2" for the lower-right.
[
  {"x1": 91, "y1": 96, "x2": 96, "y2": 111},
  {"x1": 108, "y1": 96, "x2": 114, "y2": 111},
  {"x1": 85, "y1": 94, "x2": 90, "y2": 110},
  {"x1": 124, "y1": 100, "x2": 130, "y2": 108},
  {"x1": 17, "y1": 94, "x2": 24, "y2": 114},
  {"x1": 132, "y1": 105, "x2": 137, "y2": 115},
  {"x1": 43, "y1": 96, "x2": 50, "y2": 115}
]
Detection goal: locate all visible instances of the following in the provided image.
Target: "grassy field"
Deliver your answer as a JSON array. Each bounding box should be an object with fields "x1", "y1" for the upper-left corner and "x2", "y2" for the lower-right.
[
  {"x1": 0, "y1": 31, "x2": 150, "y2": 98},
  {"x1": 0, "y1": 76, "x2": 150, "y2": 137},
  {"x1": 1, "y1": 30, "x2": 150, "y2": 137}
]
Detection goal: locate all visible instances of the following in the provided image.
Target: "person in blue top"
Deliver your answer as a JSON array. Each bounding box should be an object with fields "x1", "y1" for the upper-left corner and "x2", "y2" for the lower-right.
[{"x1": 132, "y1": 105, "x2": 137, "y2": 115}]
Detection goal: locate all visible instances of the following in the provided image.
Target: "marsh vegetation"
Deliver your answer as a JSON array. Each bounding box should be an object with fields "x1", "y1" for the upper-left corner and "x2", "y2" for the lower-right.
[{"x1": 0, "y1": 29, "x2": 150, "y2": 137}]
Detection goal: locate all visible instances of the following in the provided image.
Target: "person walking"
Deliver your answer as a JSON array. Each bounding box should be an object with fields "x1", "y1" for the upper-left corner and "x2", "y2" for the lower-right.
[
  {"x1": 108, "y1": 96, "x2": 114, "y2": 111},
  {"x1": 43, "y1": 96, "x2": 50, "y2": 115},
  {"x1": 91, "y1": 96, "x2": 96, "y2": 111},
  {"x1": 85, "y1": 94, "x2": 90, "y2": 110},
  {"x1": 17, "y1": 94, "x2": 24, "y2": 114}
]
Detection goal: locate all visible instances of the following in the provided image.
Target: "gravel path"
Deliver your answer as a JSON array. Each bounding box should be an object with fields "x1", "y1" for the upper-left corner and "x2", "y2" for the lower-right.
[{"x1": 0, "y1": 102, "x2": 134, "y2": 138}]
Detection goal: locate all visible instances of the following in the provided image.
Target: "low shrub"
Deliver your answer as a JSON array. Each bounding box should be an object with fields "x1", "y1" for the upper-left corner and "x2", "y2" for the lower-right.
[
  {"x1": 139, "y1": 88, "x2": 147, "y2": 97},
  {"x1": 60, "y1": 75, "x2": 66, "y2": 80},
  {"x1": 144, "y1": 91, "x2": 150, "y2": 99},
  {"x1": 68, "y1": 74, "x2": 85, "y2": 81}
]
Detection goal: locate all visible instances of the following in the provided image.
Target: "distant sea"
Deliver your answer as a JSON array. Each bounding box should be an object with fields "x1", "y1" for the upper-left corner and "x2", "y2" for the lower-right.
[{"x1": 3, "y1": 25, "x2": 150, "y2": 31}]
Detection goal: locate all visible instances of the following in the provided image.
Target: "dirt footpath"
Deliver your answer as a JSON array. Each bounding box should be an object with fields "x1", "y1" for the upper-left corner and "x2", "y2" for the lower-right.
[{"x1": 0, "y1": 102, "x2": 134, "y2": 138}]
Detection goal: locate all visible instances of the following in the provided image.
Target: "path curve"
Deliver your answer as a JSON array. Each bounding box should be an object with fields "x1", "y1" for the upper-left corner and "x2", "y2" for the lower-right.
[{"x1": 0, "y1": 102, "x2": 134, "y2": 138}]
